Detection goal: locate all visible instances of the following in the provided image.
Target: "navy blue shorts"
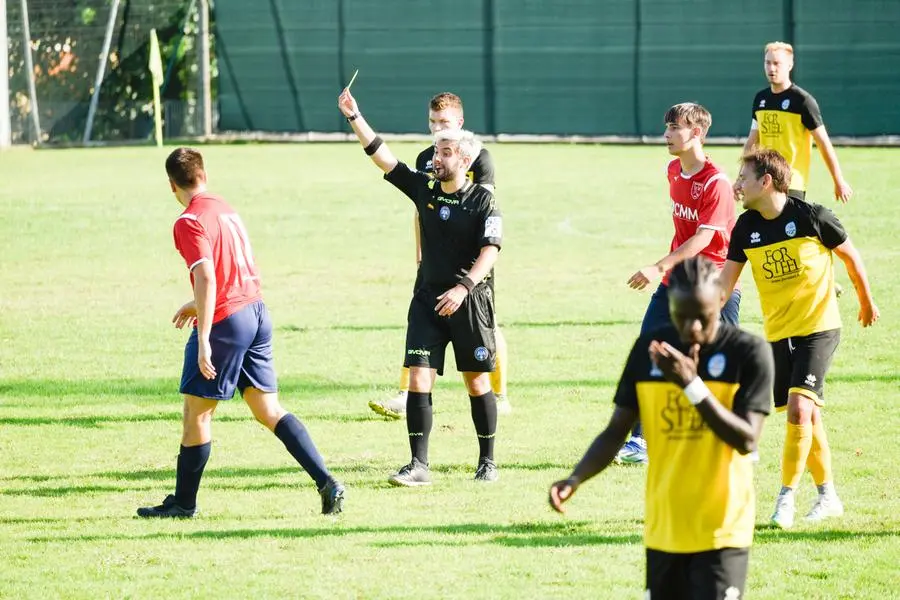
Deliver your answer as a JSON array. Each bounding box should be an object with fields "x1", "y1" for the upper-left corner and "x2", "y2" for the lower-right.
[
  {"x1": 179, "y1": 301, "x2": 278, "y2": 400},
  {"x1": 640, "y1": 284, "x2": 742, "y2": 335}
]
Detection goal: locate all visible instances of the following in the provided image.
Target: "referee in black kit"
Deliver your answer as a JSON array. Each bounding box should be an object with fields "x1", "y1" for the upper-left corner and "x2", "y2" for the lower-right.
[{"x1": 338, "y1": 87, "x2": 503, "y2": 487}]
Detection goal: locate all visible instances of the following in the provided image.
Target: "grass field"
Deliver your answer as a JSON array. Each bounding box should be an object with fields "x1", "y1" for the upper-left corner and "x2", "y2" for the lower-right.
[{"x1": 0, "y1": 143, "x2": 898, "y2": 599}]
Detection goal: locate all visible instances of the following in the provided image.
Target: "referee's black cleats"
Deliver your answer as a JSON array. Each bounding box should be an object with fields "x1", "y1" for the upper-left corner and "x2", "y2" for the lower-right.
[
  {"x1": 319, "y1": 479, "x2": 346, "y2": 515},
  {"x1": 136, "y1": 495, "x2": 197, "y2": 518},
  {"x1": 388, "y1": 458, "x2": 432, "y2": 487},
  {"x1": 474, "y1": 458, "x2": 499, "y2": 482}
]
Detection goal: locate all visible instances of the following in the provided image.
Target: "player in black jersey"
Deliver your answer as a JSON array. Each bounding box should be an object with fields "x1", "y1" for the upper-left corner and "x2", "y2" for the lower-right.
[
  {"x1": 369, "y1": 92, "x2": 511, "y2": 420},
  {"x1": 340, "y1": 87, "x2": 503, "y2": 485}
]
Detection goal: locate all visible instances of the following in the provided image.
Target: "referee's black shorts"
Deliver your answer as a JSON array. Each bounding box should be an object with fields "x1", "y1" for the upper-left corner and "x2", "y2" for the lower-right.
[
  {"x1": 646, "y1": 547, "x2": 749, "y2": 600},
  {"x1": 403, "y1": 283, "x2": 496, "y2": 375}
]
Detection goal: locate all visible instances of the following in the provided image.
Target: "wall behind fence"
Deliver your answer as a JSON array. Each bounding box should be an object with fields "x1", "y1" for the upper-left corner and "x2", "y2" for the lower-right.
[{"x1": 215, "y1": 0, "x2": 900, "y2": 137}]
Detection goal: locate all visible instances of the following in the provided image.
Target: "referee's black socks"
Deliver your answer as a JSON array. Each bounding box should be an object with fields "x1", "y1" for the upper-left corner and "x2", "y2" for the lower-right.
[
  {"x1": 174, "y1": 441, "x2": 211, "y2": 510},
  {"x1": 406, "y1": 391, "x2": 433, "y2": 464},
  {"x1": 469, "y1": 391, "x2": 497, "y2": 461},
  {"x1": 274, "y1": 413, "x2": 331, "y2": 489}
]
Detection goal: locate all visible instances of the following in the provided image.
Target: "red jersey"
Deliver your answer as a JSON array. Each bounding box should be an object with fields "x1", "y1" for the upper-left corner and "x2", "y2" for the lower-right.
[
  {"x1": 664, "y1": 159, "x2": 736, "y2": 284},
  {"x1": 173, "y1": 192, "x2": 262, "y2": 324}
]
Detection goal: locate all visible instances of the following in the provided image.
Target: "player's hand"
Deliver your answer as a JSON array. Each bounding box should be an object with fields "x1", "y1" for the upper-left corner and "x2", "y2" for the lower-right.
[
  {"x1": 628, "y1": 266, "x2": 662, "y2": 291},
  {"x1": 338, "y1": 88, "x2": 360, "y2": 118},
  {"x1": 649, "y1": 341, "x2": 699, "y2": 388},
  {"x1": 834, "y1": 179, "x2": 853, "y2": 204},
  {"x1": 859, "y1": 301, "x2": 880, "y2": 327},
  {"x1": 548, "y1": 477, "x2": 580, "y2": 513},
  {"x1": 172, "y1": 301, "x2": 198, "y2": 329},
  {"x1": 197, "y1": 338, "x2": 216, "y2": 380},
  {"x1": 435, "y1": 285, "x2": 468, "y2": 317}
]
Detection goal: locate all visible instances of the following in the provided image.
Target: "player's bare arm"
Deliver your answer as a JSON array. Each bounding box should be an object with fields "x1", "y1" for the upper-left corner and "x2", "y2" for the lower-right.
[
  {"x1": 832, "y1": 239, "x2": 880, "y2": 326},
  {"x1": 548, "y1": 406, "x2": 637, "y2": 513},
  {"x1": 337, "y1": 88, "x2": 399, "y2": 174},
  {"x1": 628, "y1": 228, "x2": 715, "y2": 290},
  {"x1": 718, "y1": 260, "x2": 745, "y2": 305},
  {"x1": 650, "y1": 341, "x2": 763, "y2": 454},
  {"x1": 192, "y1": 261, "x2": 217, "y2": 380},
  {"x1": 172, "y1": 300, "x2": 197, "y2": 329},
  {"x1": 435, "y1": 245, "x2": 499, "y2": 317},
  {"x1": 811, "y1": 126, "x2": 853, "y2": 203},
  {"x1": 742, "y1": 127, "x2": 760, "y2": 155}
]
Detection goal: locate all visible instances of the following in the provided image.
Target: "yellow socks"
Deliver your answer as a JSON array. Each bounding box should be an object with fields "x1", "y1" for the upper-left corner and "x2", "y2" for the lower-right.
[
  {"x1": 399, "y1": 366, "x2": 410, "y2": 392},
  {"x1": 807, "y1": 417, "x2": 834, "y2": 486},
  {"x1": 782, "y1": 422, "x2": 813, "y2": 489}
]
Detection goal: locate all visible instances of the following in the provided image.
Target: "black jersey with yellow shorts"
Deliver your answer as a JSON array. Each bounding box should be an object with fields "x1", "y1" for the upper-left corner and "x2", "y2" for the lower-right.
[
  {"x1": 751, "y1": 85, "x2": 824, "y2": 196},
  {"x1": 614, "y1": 324, "x2": 773, "y2": 597},
  {"x1": 727, "y1": 195, "x2": 847, "y2": 409}
]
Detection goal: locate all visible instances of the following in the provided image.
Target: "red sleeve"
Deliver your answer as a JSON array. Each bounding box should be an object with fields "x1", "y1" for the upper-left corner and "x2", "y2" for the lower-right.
[
  {"x1": 173, "y1": 216, "x2": 212, "y2": 270},
  {"x1": 697, "y1": 176, "x2": 733, "y2": 232}
]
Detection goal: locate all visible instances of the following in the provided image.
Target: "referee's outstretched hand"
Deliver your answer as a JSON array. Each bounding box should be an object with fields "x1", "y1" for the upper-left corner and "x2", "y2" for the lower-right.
[
  {"x1": 549, "y1": 478, "x2": 579, "y2": 514},
  {"x1": 338, "y1": 88, "x2": 359, "y2": 119}
]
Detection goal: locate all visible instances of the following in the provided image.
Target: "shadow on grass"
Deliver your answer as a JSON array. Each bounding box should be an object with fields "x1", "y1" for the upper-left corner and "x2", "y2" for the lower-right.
[
  {"x1": 25, "y1": 519, "x2": 898, "y2": 548},
  {"x1": 1, "y1": 461, "x2": 575, "y2": 495}
]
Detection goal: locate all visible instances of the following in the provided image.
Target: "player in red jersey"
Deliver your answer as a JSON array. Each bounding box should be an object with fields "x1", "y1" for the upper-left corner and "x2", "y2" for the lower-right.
[
  {"x1": 617, "y1": 103, "x2": 742, "y2": 465},
  {"x1": 137, "y1": 147, "x2": 344, "y2": 517}
]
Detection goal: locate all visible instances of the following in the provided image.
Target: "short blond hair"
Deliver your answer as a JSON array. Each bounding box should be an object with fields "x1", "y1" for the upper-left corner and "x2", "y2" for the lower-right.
[
  {"x1": 434, "y1": 129, "x2": 482, "y2": 163},
  {"x1": 764, "y1": 41, "x2": 794, "y2": 56}
]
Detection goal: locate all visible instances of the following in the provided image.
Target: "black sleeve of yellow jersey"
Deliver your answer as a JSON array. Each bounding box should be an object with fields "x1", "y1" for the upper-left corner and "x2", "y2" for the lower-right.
[
  {"x1": 384, "y1": 161, "x2": 430, "y2": 205},
  {"x1": 472, "y1": 150, "x2": 496, "y2": 187},
  {"x1": 800, "y1": 93, "x2": 825, "y2": 131},
  {"x1": 613, "y1": 338, "x2": 644, "y2": 411},
  {"x1": 812, "y1": 204, "x2": 849, "y2": 249},
  {"x1": 751, "y1": 91, "x2": 764, "y2": 122},
  {"x1": 726, "y1": 216, "x2": 748, "y2": 263},
  {"x1": 732, "y1": 337, "x2": 774, "y2": 417}
]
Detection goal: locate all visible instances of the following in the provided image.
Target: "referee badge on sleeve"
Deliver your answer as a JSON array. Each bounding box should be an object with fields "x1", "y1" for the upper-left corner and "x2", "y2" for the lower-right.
[{"x1": 484, "y1": 216, "x2": 502, "y2": 238}]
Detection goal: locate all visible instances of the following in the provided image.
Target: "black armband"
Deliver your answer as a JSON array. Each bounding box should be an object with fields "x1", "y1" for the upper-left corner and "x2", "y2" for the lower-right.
[
  {"x1": 364, "y1": 136, "x2": 384, "y2": 156},
  {"x1": 458, "y1": 276, "x2": 476, "y2": 292}
]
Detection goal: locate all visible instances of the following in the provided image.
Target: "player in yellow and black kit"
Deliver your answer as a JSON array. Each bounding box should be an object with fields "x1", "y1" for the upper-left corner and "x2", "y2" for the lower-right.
[
  {"x1": 550, "y1": 257, "x2": 773, "y2": 599},
  {"x1": 743, "y1": 42, "x2": 853, "y2": 203},
  {"x1": 721, "y1": 148, "x2": 879, "y2": 529}
]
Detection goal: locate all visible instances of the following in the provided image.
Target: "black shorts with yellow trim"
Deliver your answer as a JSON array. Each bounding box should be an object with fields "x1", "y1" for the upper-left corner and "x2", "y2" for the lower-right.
[
  {"x1": 646, "y1": 546, "x2": 749, "y2": 599},
  {"x1": 770, "y1": 328, "x2": 840, "y2": 411}
]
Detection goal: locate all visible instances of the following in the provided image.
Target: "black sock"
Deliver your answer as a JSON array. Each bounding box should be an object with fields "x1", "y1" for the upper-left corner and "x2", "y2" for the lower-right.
[
  {"x1": 470, "y1": 392, "x2": 497, "y2": 461},
  {"x1": 174, "y1": 442, "x2": 211, "y2": 509},
  {"x1": 406, "y1": 392, "x2": 433, "y2": 465},
  {"x1": 274, "y1": 413, "x2": 331, "y2": 489},
  {"x1": 631, "y1": 420, "x2": 643, "y2": 438}
]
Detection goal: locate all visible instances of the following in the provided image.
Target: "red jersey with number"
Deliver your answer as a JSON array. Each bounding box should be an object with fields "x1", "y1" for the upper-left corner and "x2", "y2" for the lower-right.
[
  {"x1": 173, "y1": 192, "x2": 262, "y2": 324},
  {"x1": 664, "y1": 159, "x2": 736, "y2": 284}
]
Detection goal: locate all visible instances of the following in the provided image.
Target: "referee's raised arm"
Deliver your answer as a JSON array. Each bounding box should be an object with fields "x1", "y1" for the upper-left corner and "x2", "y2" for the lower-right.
[{"x1": 338, "y1": 88, "x2": 399, "y2": 174}]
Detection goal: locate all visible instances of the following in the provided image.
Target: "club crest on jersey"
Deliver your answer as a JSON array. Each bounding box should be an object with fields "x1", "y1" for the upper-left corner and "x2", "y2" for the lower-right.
[
  {"x1": 781, "y1": 99, "x2": 790, "y2": 110},
  {"x1": 785, "y1": 221, "x2": 797, "y2": 237},
  {"x1": 750, "y1": 232, "x2": 761, "y2": 244},
  {"x1": 707, "y1": 353, "x2": 726, "y2": 378},
  {"x1": 759, "y1": 99, "x2": 766, "y2": 108},
  {"x1": 691, "y1": 181, "x2": 703, "y2": 200},
  {"x1": 474, "y1": 346, "x2": 489, "y2": 361},
  {"x1": 439, "y1": 206, "x2": 451, "y2": 221},
  {"x1": 650, "y1": 362, "x2": 663, "y2": 377}
]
